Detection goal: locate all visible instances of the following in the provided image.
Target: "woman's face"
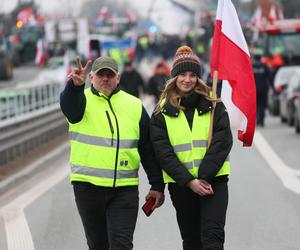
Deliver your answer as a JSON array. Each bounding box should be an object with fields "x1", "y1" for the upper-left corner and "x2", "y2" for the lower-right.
[{"x1": 176, "y1": 71, "x2": 198, "y2": 95}]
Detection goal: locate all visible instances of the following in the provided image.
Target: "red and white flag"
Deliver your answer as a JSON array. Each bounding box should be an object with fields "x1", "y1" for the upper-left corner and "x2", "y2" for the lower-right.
[
  {"x1": 250, "y1": 6, "x2": 262, "y2": 42},
  {"x1": 35, "y1": 39, "x2": 46, "y2": 66},
  {"x1": 268, "y1": 5, "x2": 277, "y2": 23},
  {"x1": 251, "y1": 6, "x2": 262, "y2": 28},
  {"x1": 210, "y1": 0, "x2": 256, "y2": 146}
]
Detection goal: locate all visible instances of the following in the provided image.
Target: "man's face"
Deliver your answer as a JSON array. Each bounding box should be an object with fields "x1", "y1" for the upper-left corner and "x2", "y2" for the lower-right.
[{"x1": 90, "y1": 68, "x2": 120, "y2": 96}]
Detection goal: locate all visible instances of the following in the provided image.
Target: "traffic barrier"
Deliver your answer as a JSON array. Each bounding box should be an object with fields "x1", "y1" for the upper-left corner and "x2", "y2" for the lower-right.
[
  {"x1": 0, "y1": 104, "x2": 67, "y2": 165},
  {"x1": 0, "y1": 82, "x2": 63, "y2": 120}
]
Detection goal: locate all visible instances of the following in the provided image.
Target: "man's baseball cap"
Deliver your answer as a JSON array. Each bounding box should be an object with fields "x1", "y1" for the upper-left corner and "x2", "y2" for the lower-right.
[{"x1": 92, "y1": 56, "x2": 118, "y2": 74}]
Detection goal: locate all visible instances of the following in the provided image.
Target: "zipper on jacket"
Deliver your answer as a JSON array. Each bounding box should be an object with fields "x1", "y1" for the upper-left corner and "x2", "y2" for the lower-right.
[
  {"x1": 105, "y1": 111, "x2": 114, "y2": 146},
  {"x1": 107, "y1": 99, "x2": 120, "y2": 188}
]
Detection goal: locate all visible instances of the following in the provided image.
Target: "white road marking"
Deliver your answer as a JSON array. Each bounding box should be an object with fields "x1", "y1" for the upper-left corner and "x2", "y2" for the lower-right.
[
  {"x1": 1, "y1": 130, "x2": 299, "y2": 249},
  {"x1": 294, "y1": 170, "x2": 300, "y2": 176},
  {"x1": 0, "y1": 143, "x2": 70, "y2": 250},
  {"x1": 3, "y1": 210, "x2": 34, "y2": 250},
  {"x1": 254, "y1": 131, "x2": 300, "y2": 195}
]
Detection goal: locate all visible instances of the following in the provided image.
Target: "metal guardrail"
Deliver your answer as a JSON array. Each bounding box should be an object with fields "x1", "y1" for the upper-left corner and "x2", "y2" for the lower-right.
[
  {"x1": 0, "y1": 67, "x2": 69, "y2": 165},
  {"x1": 0, "y1": 81, "x2": 63, "y2": 120},
  {"x1": 0, "y1": 104, "x2": 67, "y2": 165}
]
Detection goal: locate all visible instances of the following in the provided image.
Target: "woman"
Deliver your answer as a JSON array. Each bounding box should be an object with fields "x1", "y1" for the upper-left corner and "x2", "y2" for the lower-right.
[{"x1": 150, "y1": 45, "x2": 232, "y2": 250}]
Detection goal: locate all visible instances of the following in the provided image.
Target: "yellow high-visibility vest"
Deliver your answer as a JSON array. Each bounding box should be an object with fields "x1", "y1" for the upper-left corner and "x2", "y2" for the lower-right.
[
  {"x1": 162, "y1": 109, "x2": 230, "y2": 183},
  {"x1": 69, "y1": 89, "x2": 142, "y2": 187}
]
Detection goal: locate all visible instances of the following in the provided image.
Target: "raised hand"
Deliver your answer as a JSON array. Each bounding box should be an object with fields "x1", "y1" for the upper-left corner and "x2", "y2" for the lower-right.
[{"x1": 68, "y1": 57, "x2": 92, "y2": 86}]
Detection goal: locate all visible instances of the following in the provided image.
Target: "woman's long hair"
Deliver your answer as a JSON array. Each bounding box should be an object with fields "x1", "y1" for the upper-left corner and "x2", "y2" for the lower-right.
[{"x1": 154, "y1": 76, "x2": 218, "y2": 114}]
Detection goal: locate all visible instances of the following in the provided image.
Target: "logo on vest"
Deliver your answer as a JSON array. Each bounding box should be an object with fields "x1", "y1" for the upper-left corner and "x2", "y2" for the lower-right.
[{"x1": 120, "y1": 160, "x2": 129, "y2": 166}]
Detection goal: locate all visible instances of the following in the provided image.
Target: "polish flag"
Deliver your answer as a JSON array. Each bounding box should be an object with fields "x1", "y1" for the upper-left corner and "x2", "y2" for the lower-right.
[
  {"x1": 251, "y1": 6, "x2": 262, "y2": 28},
  {"x1": 35, "y1": 39, "x2": 44, "y2": 66},
  {"x1": 98, "y1": 6, "x2": 109, "y2": 19},
  {"x1": 210, "y1": 0, "x2": 256, "y2": 146},
  {"x1": 269, "y1": 5, "x2": 277, "y2": 23},
  {"x1": 250, "y1": 6, "x2": 262, "y2": 42}
]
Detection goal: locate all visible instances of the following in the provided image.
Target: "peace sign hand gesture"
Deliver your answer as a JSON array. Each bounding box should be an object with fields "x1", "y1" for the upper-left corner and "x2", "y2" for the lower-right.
[{"x1": 68, "y1": 56, "x2": 92, "y2": 86}]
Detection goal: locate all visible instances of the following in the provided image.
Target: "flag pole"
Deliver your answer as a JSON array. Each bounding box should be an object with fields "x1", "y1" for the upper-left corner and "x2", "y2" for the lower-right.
[{"x1": 208, "y1": 70, "x2": 218, "y2": 147}]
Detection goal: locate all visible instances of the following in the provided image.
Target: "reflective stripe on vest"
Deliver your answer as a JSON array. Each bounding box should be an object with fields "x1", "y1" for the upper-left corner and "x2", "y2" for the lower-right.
[
  {"x1": 68, "y1": 89, "x2": 142, "y2": 187},
  {"x1": 69, "y1": 132, "x2": 138, "y2": 149},
  {"x1": 162, "y1": 109, "x2": 230, "y2": 183},
  {"x1": 71, "y1": 165, "x2": 138, "y2": 178}
]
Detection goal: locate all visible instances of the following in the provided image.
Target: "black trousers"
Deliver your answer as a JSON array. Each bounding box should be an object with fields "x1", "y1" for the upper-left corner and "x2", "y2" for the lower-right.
[
  {"x1": 257, "y1": 105, "x2": 266, "y2": 126},
  {"x1": 168, "y1": 181, "x2": 228, "y2": 250},
  {"x1": 257, "y1": 92, "x2": 267, "y2": 126},
  {"x1": 73, "y1": 182, "x2": 139, "y2": 250}
]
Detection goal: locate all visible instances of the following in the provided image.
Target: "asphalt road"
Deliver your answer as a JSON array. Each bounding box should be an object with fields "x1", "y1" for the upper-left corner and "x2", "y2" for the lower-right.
[
  {"x1": 0, "y1": 64, "x2": 42, "y2": 89},
  {"x1": 0, "y1": 112, "x2": 300, "y2": 250},
  {"x1": 0, "y1": 60, "x2": 300, "y2": 249}
]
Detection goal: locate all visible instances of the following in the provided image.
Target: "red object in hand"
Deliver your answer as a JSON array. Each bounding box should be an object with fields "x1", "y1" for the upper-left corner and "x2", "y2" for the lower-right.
[{"x1": 142, "y1": 197, "x2": 156, "y2": 217}]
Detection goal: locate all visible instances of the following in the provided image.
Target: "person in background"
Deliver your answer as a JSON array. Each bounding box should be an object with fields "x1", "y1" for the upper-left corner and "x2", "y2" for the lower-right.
[
  {"x1": 252, "y1": 49, "x2": 270, "y2": 127},
  {"x1": 150, "y1": 45, "x2": 232, "y2": 250},
  {"x1": 147, "y1": 60, "x2": 170, "y2": 103},
  {"x1": 119, "y1": 61, "x2": 145, "y2": 98},
  {"x1": 60, "y1": 56, "x2": 165, "y2": 250}
]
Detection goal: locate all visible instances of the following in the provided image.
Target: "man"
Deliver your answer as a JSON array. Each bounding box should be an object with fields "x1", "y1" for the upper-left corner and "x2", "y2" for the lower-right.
[
  {"x1": 60, "y1": 56, "x2": 165, "y2": 250},
  {"x1": 147, "y1": 61, "x2": 170, "y2": 103},
  {"x1": 119, "y1": 61, "x2": 145, "y2": 98},
  {"x1": 252, "y1": 50, "x2": 270, "y2": 127}
]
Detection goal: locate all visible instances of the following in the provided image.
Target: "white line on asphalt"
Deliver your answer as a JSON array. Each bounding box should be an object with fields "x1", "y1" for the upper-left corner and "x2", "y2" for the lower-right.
[
  {"x1": 2, "y1": 210, "x2": 34, "y2": 250},
  {"x1": 294, "y1": 170, "x2": 300, "y2": 176},
  {"x1": 254, "y1": 131, "x2": 300, "y2": 195},
  {"x1": 0, "y1": 142, "x2": 70, "y2": 250}
]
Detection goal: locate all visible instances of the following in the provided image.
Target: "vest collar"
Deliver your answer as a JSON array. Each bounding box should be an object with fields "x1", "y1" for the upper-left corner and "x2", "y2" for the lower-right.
[
  {"x1": 162, "y1": 93, "x2": 214, "y2": 117},
  {"x1": 91, "y1": 84, "x2": 120, "y2": 99}
]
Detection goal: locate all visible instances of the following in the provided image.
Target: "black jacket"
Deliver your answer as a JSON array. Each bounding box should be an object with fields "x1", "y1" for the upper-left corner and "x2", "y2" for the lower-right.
[
  {"x1": 119, "y1": 70, "x2": 144, "y2": 98},
  {"x1": 60, "y1": 79, "x2": 164, "y2": 192},
  {"x1": 253, "y1": 59, "x2": 270, "y2": 108},
  {"x1": 150, "y1": 92, "x2": 232, "y2": 186},
  {"x1": 252, "y1": 59, "x2": 270, "y2": 95},
  {"x1": 147, "y1": 73, "x2": 169, "y2": 100}
]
